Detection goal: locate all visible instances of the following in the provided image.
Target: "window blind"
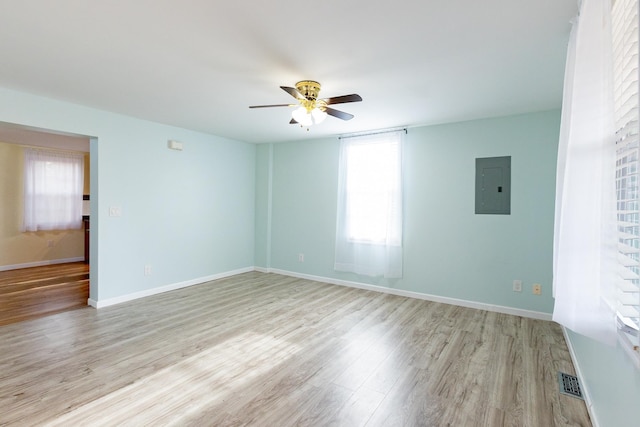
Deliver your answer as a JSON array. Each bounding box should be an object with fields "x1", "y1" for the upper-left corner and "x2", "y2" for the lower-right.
[{"x1": 613, "y1": 0, "x2": 640, "y2": 354}]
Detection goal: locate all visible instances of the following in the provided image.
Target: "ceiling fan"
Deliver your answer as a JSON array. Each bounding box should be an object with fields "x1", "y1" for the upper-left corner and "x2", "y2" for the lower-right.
[{"x1": 249, "y1": 80, "x2": 362, "y2": 128}]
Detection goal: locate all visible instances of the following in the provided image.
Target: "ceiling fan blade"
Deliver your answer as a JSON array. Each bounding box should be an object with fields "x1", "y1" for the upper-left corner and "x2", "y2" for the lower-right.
[
  {"x1": 322, "y1": 94, "x2": 362, "y2": 105},
  {"x1": 325, "y1": 107, "x2": 354, "y2": 121},
  {"x1": 290, "y1": 118, "x2": 298, "y2": 124},
  {"x1": 249, "y1": 104, "x2": 295, "y2": 108},
  {"x1": 280, "y1": 86, "x2": 305, "y2": 100}
]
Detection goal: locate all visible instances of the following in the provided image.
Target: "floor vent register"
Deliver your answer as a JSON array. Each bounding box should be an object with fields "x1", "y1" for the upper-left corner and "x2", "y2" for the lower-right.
[{"x1": 558, "y1": 372, "x2": 584, "y2": 399}]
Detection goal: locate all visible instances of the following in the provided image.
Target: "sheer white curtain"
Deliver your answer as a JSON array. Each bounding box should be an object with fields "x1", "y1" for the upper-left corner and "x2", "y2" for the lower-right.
[
  {"x1": 334, "y1": 131, "x2": 404, "y2": 278},
  {"x1": 22, "y1": 148, "x2": 85, "y2": 232},
  {"x1": 552, "y1": 0, "x2": 617, "y2": 343}
]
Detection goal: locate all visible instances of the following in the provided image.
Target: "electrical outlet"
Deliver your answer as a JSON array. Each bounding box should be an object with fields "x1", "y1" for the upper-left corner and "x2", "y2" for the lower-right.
[
  {"x1": 47, "y1": 240, "x2": 55, "y2": 248},
  {"x1": 298, "y1": 253, "x2": 304, "y2": 262},
  {"x1": 144, "y1": 265, "x2": 152, "y2": 276},
  {"x1": 109, "y1": 206, "x2": 122, "y2": 217},
  {"x1": 533, "y1": 283, "x2": 542, "y2": 295},
  {"x1": 513, "y1": 279, "x2": 522, "y2": 292}
]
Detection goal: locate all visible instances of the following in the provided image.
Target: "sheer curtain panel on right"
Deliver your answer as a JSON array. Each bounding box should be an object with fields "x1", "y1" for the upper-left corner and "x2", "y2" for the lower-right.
[
  {"x1": 553, "y1": 0, "x2": 617, "y2": 344},
  {"x1": 334, "y1": 130, "x2": 404, "y2": 279},
  {"x1": 553, "y1": 0, "x2": 640, "y2": 360}
]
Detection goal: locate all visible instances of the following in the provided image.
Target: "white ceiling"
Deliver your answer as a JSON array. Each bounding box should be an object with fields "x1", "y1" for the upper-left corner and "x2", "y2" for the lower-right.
[{"x1": 0, "y1": 1, "x2": 577, "y2": 144}]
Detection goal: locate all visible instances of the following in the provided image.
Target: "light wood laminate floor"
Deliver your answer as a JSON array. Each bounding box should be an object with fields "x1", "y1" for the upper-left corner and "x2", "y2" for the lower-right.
[
  {"x1": 0, "y1": 262, "x2": 89, "y2": 326},
  {"x1": 0, "y1": 272, "x2": 591, "y2": 426}
]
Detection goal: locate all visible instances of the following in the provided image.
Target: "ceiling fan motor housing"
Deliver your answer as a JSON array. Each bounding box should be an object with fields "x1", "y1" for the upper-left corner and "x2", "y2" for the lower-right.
[{"x1": 296, "y1": 80, "x2": 321, "y2": 101}]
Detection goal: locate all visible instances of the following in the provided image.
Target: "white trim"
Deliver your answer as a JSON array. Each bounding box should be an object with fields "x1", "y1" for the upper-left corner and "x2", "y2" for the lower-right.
[
  {"x1": 88, "y1": 267, "x2": 254, "y2": 308},
  {"x1": 0, "y1": 257, "x2": 84, "y2": 272},
  {"x1": 88, "y1": 265, "x2": 553, "y2": 320},
  {"x1": 561, "y1": 326, "x2": 600, "y2": 427},
  {"x1": 264, "y1": 268, "x2": 553, "y2": 321}
]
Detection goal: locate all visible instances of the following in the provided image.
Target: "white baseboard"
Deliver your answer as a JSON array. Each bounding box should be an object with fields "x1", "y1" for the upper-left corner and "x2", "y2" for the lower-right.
[
  {"x1": 88, "y1": 265, "x2": 553, "y2": 321},
  {"x1": 0, "y1": 257, "x2": 84, "y2": 272},
  {"x1": 561, "y1": 327, "x2": 599, "y2": 427},
  {"x1": 261, "y1": 267, "x2": 552, "y2": 321},
  {"x1": 88, "y1": 266, "x2": 254, "y2": 309}
]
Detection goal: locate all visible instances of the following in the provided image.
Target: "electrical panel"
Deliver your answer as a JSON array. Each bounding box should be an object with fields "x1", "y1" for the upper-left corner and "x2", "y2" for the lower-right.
[{"x1": 475, "y1": 156, "x2": 511, "y2": 215}]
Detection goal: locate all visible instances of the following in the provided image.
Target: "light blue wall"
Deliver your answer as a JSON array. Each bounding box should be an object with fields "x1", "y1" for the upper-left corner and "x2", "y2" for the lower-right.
[
  {"x1": 254, "y1": 144, "x2": 271, "y2": 268},
  {"x1": 263, "y1": 110, "x2": 560, "y2": 314},
  {"x1": 0, "y1": 88, "x2": 256, "y2": 302},
  {"x1": 270, "y1": 137, "x2": 341, "y2": 275}
]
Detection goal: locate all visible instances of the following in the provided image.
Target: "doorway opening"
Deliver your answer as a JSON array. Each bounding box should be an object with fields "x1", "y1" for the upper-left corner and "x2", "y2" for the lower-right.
[{"x1": 0, "y1": 121, "x2": 97, "y2": 324}]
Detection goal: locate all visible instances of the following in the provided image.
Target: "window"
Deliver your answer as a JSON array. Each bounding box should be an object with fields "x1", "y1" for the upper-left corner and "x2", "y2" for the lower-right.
[
  {"x1": 334, "y1": 130, "x2": 404, "y2": 278},
  {"x1": 552, "y1": 0, "x2": 622, "y2": 346},
  {"x1": 22, "y1": 148, "x2": 85, "y2": 232},
  {"x1": 613, "y1": 0, "x2": 640, "y2": 355}
]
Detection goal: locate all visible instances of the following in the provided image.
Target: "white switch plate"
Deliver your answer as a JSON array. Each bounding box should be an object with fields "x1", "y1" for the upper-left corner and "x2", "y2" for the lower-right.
[
  {"x1": 298, "y1": 253, "x2": 304, "y2": 262},
  {"x1": 513, "y1": 280, "x2": 522, "y2": 292},
  {"x1": 144, "y1": 265, "x2": 152, "y2": 276},
  {"x1": 109, "y1": 206, "x2": 122, "y2": 217}
]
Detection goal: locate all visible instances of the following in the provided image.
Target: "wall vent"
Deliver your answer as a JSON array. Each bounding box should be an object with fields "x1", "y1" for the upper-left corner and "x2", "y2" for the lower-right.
[{"x1": 558, "y1": 372, "x2": 584, "y2": 399}]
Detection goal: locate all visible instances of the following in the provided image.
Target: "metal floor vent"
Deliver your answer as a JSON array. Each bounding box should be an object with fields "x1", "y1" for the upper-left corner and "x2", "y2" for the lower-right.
[{"x1": 558, "y1": 372, "x2": 583, "y2": 399}]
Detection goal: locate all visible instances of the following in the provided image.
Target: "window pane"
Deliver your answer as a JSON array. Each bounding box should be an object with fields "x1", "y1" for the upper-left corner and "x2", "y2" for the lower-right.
[
  {"x1": 345, "y1": 140, "x2": 400, "y2": 244},
  {"x1": 23, "y1": 149, "x2": 84, "y2": 232}
]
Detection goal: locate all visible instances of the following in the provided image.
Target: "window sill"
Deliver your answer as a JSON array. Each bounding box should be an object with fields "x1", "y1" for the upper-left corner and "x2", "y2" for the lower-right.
[{"x1": 617, "y1": 330, "x2": 640, "y2": 370}]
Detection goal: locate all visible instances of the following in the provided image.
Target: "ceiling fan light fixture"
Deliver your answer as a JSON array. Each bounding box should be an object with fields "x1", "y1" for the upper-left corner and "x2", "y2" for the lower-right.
[
  {"x1": 292, "y1": 106, "x2": 313, "y2": 126},
  {"x1": 311, "y1": 107, "x2": 327, "y2": 124}
]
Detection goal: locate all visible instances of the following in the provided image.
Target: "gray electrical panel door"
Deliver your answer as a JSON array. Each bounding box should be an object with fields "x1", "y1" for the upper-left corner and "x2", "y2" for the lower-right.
[{"x1": 475, "y1": 156, "x2": 511, "y2": 215}]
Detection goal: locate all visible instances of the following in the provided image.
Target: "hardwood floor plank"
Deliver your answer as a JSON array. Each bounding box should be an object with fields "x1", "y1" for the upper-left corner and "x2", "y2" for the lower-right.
[
  {"x1": 0, "y1": 272, "x2": 592, "y2": 426},
  {"x1": 0, "y1": 263, "x2": 89, "y2": 326},
  {"x1": 330, "y1": 386, "x2": 386, "y2": 427},
  {"x1": 0, "y1": 263, "x2": 88, "y2": 287}
]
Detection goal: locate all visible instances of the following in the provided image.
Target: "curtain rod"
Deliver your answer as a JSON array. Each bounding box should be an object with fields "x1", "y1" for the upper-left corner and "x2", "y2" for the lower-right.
[{"x1": 338, "y1": 127, "x2": 407, "y2": 140}]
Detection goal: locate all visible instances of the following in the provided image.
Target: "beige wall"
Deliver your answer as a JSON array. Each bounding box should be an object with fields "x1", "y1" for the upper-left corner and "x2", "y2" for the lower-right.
[{"x1": 0, "y1": 141, "x2": 88, "y2": 269}]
